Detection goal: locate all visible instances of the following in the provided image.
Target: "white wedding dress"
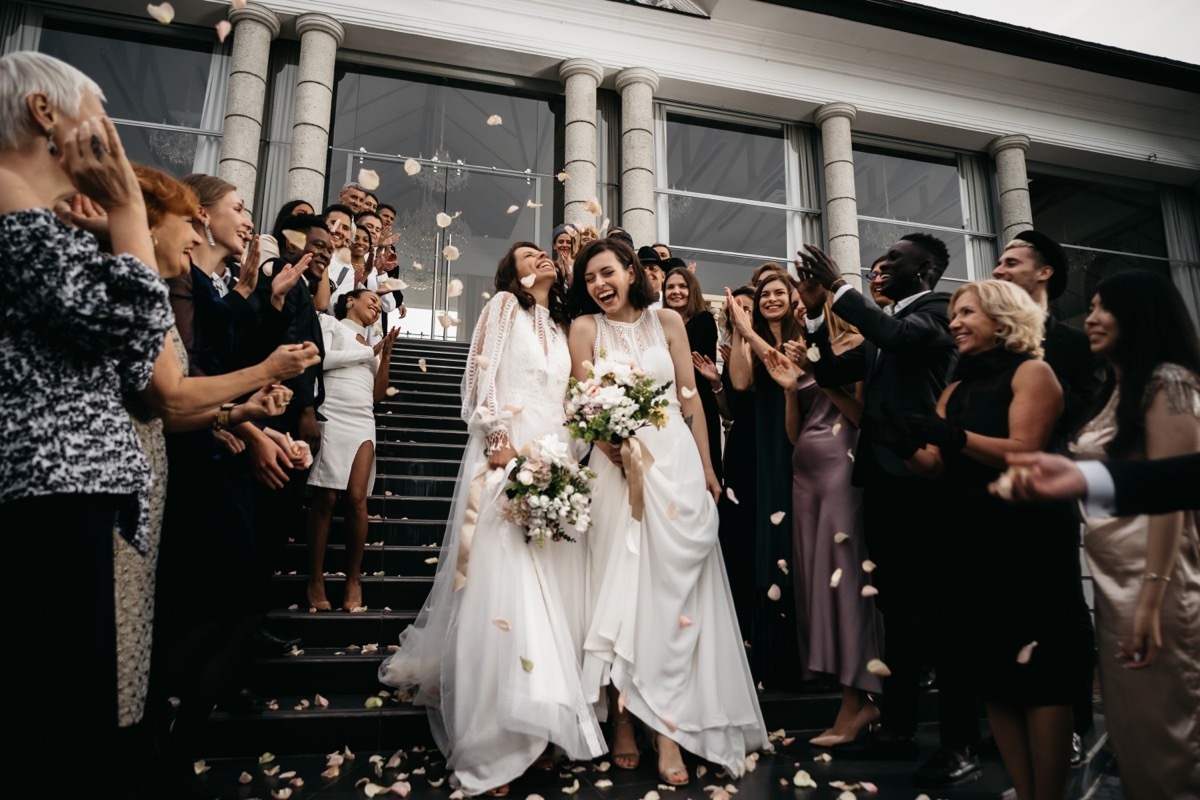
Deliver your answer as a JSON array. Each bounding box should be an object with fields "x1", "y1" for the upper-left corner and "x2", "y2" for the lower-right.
[
  {"x1": 582, "y1": 310, "x2": 769, "y2": 776},
  {"x1": 379, "y1": 292, "x2": 605, "y2": 795}
]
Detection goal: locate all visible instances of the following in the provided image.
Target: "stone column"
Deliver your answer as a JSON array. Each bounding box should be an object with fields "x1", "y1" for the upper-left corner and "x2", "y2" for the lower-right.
[
  {"x1": 615, "y1": 67, "x2": 659, "y2": 248},
  {"x1": 217, "y1": 3, "x2": 280, "y2": 211},
  {"x1": 286, "y1": 13, "x2": 345, "y2": 207},
  {"x1": 559, "y1": 58, "x2": 604, "y2": 229},
  {"x1": 814, "y1": 102, "x2": 862, "y2": 289},
  {"x1": 988, "y1": 134, "x2": 1033, "y2": 242}
]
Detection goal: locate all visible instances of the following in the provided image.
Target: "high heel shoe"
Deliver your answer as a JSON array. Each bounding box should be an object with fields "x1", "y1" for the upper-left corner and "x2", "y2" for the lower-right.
[
  {"x1": 808, "y1": 706, "x2": 881, "y2": 748},
  {"x1": 653, "y1": 733, "x2": 689, "y2": 786},
  {"x1": 611, "y1": 717, "x2": 641, "y2": 770}
]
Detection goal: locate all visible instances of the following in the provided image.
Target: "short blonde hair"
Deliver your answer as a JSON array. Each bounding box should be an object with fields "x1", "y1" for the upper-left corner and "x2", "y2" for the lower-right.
[
  {"x1": 0, "y1": 52, "x2": 104, "y2": 150},
  {"x1": 951, "y1": 279, "x2": 1045, "y2": 359}
]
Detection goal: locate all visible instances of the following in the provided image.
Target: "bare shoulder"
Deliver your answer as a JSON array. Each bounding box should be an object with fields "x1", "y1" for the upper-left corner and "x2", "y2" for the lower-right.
[
  {"x1": 655, "y1": 307, "x2": 685, "y2": 331},
  {"x1": 1014, "y1": 358, "x2": 1061, "y2": 392},
  {"x1": 568, "y1": 313, "x2": 596, "y2": 342}
]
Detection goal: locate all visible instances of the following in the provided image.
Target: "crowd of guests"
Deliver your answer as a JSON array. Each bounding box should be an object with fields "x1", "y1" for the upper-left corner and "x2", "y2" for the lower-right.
[{"x1": 3, "y1": 50, "x2": 1197, "y2": 800}]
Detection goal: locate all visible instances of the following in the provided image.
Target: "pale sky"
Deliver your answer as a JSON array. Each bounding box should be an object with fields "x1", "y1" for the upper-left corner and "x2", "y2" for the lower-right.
[{"x1": 912, "y1": 0, "x2": 1199, "y2": 65}]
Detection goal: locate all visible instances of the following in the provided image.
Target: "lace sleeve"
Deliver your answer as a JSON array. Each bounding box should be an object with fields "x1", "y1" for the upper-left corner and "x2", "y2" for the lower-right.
[
  {"x1": 1144, "y1": 363, "x2": 1200, "y2": 419},
  {"x1": 461, "y1": 292, "x2": 521, "y2": 452}
]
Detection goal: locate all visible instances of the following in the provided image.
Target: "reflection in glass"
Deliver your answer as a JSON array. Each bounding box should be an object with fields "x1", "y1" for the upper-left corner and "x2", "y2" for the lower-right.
[
  {"x1": 665, "y1": 114, "x2": 787, "y2": 203},
  {"x1": 667, "y1": 195, "x2": 787, "y2": 262},
  {"x1": 857, "y1": 219, "x2": 971, "y2": 284},
  {"x1": 1051, "y1": 250, "x2": 1172, "y2": 328},
  {"x1": 854, "y1": 147, "x2": 963, "y2": 230},
  {"x1": 1029, "y1": 173, "x2": 1168, "y2": 258},
  {"x1": 113, "y1": 124, "x2": 220, "y2": 177},
  {"x1": 671, "y1": 248, "x2": 790, "y2": 297}
]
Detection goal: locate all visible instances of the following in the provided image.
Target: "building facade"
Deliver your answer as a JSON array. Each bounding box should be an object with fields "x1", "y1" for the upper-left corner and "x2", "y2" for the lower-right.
[{"x1": 4, "y1": 0, "x2": 1197, "y2": 341}]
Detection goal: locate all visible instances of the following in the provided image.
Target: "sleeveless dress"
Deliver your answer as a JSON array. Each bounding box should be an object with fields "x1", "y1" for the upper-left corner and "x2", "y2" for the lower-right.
[
  {"x1": 379, "y1": 293, "x2": 604, "y2": 795},
  {"x1": 308, "y1": 317, "x2": 379, "y2": 492},
  {"x1": 789, "y1": 374, "x2": 882, "y2": 693},
  {"x1": 1070, "y1": 364, "x2": 1200, "y2": 800},
  {"x1": 582, "y1": 310, "x2": 769, "y2": 776}
]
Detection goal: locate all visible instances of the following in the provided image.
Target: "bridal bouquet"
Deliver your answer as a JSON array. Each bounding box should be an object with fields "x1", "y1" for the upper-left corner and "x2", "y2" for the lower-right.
[
  {"x1": 565, "y1": 357, "x2": 672, "y2": 445},
  {"x1": 499, "y1": 434, "x2": 596, "y2": 547}
]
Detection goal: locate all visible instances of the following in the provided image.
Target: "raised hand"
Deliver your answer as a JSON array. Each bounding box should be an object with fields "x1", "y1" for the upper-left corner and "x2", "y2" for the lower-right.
[
  {"x1": 795, "y1": 243, "x2": 844, "y2": 290},
  {"x1": 691, "y1": 351, "x2": 719, "y2": 383},
  {"x1": 62, "y1": 117, "x2": 141, "y2": 212},
  {"x1": 234, "y1": 235, "x2": 262, "y2": 298},
  {"x1": 270, "y1": 254, "x2": 309, "y2": 309},
  {"x1": 723, "y1": 287, "x2": 753, "y2": 336},
  {"x1": 264, "y1": 342, "x2": 320, "y2": 380},
  {"x1": 718, "y1": 342, "x2": 732, "y2": 364},
  {"x1": 782, "y1": 339, "x2": 809, "y2": 369},
  {"x1": 763, "y1": 348, "x2": 802, "y2": 390}
]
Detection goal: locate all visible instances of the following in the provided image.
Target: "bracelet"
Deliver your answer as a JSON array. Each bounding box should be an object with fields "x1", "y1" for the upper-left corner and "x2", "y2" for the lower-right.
[
  {"x1": 829, "y1": 278, "x2": 847, "y2": 290},
  {"x1": 1142, "y1": 573, "x2": 1172, "y2": 584},
  {"x1": 212, "y1": 402, "x2": 236, "y2": 433},
  {"x1": 711, "y1": 382, "x2": 724, "y2": 394}
]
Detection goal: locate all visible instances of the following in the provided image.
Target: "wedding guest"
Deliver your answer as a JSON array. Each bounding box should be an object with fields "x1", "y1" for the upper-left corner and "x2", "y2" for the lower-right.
[
  {"x1": 568, "y1": 239, "x2": 767, "y2": 785},
  {"x1": 900, "y1": 280, "x2": 1090, "y2": 800},
  {"x1": 652, "y1": 242, "x2": 672, "y2": 261},
  {"x1": 725, "y1": 271, "x2": 804, "y2": 690},
  {"x1": 551, "y1": 223, "x2": 574, "y2": 276},
  {"x1": 324, "y1": 203, "x2": 356, "y2": 307},
  {"x1": 382, "y1": 242, "x2": 604, "y2": 796},
  {"x1": 867, "y1": 257, "x2": 891, "y2": 309},
  {"x1": 1067, "y1": 270, "x2": 1200, "y2": 799},
  {"x1": 607, "y1": 226, "x2": 635, "y2": 250},
  {"x1": 663, "y1": 265, "x2": 722, "y2": 481},
  {"x1": 363, "y1": 191, "x2": 379, "y2": 213},
  {"x1": 0, "y1": 51, "x2": 174, "y2": 791},
  {"x1": 796, "y1": 237, "x2": 958, "y2": 773},
  {"x1": 751, "y1": 261, "x2": 788, "y2": 285},
  {"x1": 576, "y1": 224, "x2": 599, "y2": 249},
  {"x1": 637, "y1": 245, "x2": 666, "y2": 308},
  {"x1": 338, "y1": 181, "x2": 367, "y2": 214},
  {"x1": 257, "y1": 199, "x2": 314, "y2": 262},
  {"x1": 378, "y1": 202, "x2": 396, "y2": 236}
]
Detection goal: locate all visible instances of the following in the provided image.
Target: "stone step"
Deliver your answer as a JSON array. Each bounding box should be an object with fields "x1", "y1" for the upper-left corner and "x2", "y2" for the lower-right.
[
  {"x1": 374, "y1": 441, "x2": 465, "y2": 462},
  {"x1": 364, "y1": 494, "x2": 451, "y2": 521},
  {"x1": 377, "y1": 427, "x2": 468, "y2": 446},
  {"x1": 375, "y1": 474, "x2": 458, "y2": 498},
  {"x1": 265, "y1": 607, "x2": 418, "y2": 647},
  {"x1": 278, "y1": 543, "x2": 444, "y2": 578},
  {"x1": 330, "y1": 517, "x2": 447, "y2": 547},
  {"x1": 379, "y1": 402, "x2": 463, "y2": 419},
  {"x1": 378, "y1": 414, "x2": 466, "y2": 432},
  {"x1": 375, "y1": 456, "x2": 463, "y2": 478},
  {"x1": 270, "y1": 574, "x2": 433, "y2": 611}
]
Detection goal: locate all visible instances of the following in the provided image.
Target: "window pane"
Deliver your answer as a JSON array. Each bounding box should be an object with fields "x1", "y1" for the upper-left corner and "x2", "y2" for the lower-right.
[
  {"x1": 665, "y1": 114, "x2": 787, "y2": 203},
  {"x1": 857, "y1": 219, "x2": 970, "y2": 284},
  {"x1": 670, "y1": 248, "x2": 790, "y2": 298},
  {"x1": 1051, "y1": 249, "x2": 1173, "y2": 327},
  {"x1": 113, "y1": 123, "x2": 221, "y2": 177},
  {"x1": 332, "y1": 68, "x2": 557, "y2": 177},
  {"x1": 1029, "y1": 173, "x2": 1167, "y2": 258},
  {"x1": 667, "y1": 195, "x2": 787, "y2": 260},
  {"x1": 39, "y1": 20, "x2": 214, "y2": 129},
  {"x1": 854, "y1": 147, "x2": 963, "y2": 229}
]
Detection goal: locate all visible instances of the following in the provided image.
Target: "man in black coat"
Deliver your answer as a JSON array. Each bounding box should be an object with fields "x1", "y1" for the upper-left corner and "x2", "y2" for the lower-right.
[{"x1": 798, "y1": 235, "x2": 968, "y2": 778}]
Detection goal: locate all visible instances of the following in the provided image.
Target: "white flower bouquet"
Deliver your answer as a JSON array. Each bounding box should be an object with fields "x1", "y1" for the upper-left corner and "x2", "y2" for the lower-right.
[
  {"x1": 564, "y1": 357, "x2": 672, "y2": 445},
  {"x1": 499, "y1": 434, "x2": 596, "y2": 547}
]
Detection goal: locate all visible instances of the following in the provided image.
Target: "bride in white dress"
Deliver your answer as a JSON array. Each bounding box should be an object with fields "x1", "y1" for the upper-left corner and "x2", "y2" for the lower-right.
[
  {"x1": 379, "y1": 242, "x2": 605, "y2": 796},
  {"x1": 566, "y1": 240, "x2": 769, "y2": 786}
]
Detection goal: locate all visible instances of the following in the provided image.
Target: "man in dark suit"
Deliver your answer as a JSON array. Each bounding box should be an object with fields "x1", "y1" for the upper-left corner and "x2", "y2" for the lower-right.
[
  {"x1": 1000, "y1": 451, "x2": 1199, "y2": 515},
  {"x1": 797, "y1": 236, "x2": 970, "y2": 780}
]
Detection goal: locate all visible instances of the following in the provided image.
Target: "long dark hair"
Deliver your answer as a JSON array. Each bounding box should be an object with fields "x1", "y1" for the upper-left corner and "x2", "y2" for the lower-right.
[
  {"x1": 751, "y1": 271, "x2": 801, "y2": 359},
  {"x1": 334, "y1": 288, "x2": 374, "y2": 321},
  {"x1": 568, "y1": 239, "x2": 655, "y2": 318},
  {"x1": 663, "y1": 266, "x2": 708, "y2": 320},
  {"x1": 1089, "y1": 269, "x2": 1200, "y2": 457},
  {"x1": 494, "y1": 241, "x2": 570, "y2": 328},
  {"x1": 271, "y1": 199, "x2": 315, "y2": 235}
]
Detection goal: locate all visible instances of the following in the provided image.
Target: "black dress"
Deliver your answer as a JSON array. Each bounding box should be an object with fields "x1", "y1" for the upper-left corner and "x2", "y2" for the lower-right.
[
  {"x1": 684, "y1": 311, "x2": 722, "y2": 483},
  {"x1": 716, "y1": 366, "x2": 757, "y2": 659},
  {"x1": 937, "y1": 349, "x2": 1093, "y2": 706}
]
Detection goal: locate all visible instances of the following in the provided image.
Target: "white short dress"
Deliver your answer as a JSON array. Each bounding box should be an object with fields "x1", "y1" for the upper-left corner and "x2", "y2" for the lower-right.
[{"x1": 308, "y1": 316, "x2": 378, "y2": 491}]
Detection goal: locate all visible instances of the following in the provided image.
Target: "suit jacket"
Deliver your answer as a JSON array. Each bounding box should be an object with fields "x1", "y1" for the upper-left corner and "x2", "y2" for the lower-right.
[
  {"x1": 256, "y1": 258, "x2": 325, "y2": 416},
  {"x1": 1042, "y1": 314, "x2": 1102, "y2": 446},
  {"x1": 1106, "y1": 454, "x2": 1200, "y2": 515},
  {"x1": 808, "y1": 289, "x2": 956, "y2": 486}
]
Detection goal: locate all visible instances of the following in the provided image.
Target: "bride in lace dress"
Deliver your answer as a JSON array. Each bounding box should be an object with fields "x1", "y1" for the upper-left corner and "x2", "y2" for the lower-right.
[
  {"x1": 379, "y1": 243, "x2": 605, "y2": 796},
  {"x1": 566, "y1": 240, "x2": 769, "y2": 786}
]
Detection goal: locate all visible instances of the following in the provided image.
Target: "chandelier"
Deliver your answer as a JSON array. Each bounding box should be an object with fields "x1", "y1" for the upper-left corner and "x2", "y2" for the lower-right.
[
  {"x1": 392, "y1": 196, "x2": 472, "y2": 291},
  {"x1": 412, "y1": 148, "x2": 470, "y2": 193},
  {"x1": 149, "y1": 128, "x2": 197, "y2": 168}
]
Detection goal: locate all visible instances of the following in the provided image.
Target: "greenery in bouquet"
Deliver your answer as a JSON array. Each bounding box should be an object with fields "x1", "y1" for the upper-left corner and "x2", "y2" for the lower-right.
[
  {"x1": 565, "y1": 356, "x2": 672, "y2": 445},
  {"x1": 499, "y1": 434, "x2": 596, "y2": 547}
]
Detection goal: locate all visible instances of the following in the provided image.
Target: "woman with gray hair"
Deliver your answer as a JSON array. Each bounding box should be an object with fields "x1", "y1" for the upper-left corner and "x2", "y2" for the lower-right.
[{"x1": 0, "y1": 51, "x2": 174, "y2": 789}]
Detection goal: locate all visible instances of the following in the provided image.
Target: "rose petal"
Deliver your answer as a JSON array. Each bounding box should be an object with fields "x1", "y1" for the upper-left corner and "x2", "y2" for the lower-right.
[
  {"x1": 833, "y1": 532, "x2": 849, "y2": 543},
  {"x1": 215, "y1": 20, "x2": 232, "y2": 42},
  {"x1": 594, "y1": 779, "x2": 613, "y2": 788},
  {"x1": 437, "y1": 313, "x2": 459, "y2": 329},
  {"x1": 239, "y1": 771, "x2": 253, "y2": 784},
  {"x1": 486, "y1": 114, "x2": 503, "y2": 126},
  {"x1": 680, "y1": 386, "x2": 696, "y2": 399},
  {"x1": 584, "y1": 198, "x2": 602, "y2": 216},
  {"x1": 481, "y1": 291, "x2": 491, "y2": 300},
  {"x1": 424, "y1": 556, "x2": 438, "y2": 564},
  {"x1": 321, "y1": 765, "x2": 340, "y2": 779},
  {"x1": 475, "y1": 355, "x2": 491, "y2": 370},
  {"x1": 506, "y1": 205, "x2": 520, "y2": 214},
  {"x1": 520, "y1": 274, "x2": 537, "y2": 288},
  {"x1": 832, "y1": 422, "x2": 842, "y2": 435},
  {"x1": 1016, "y1": 640, "x2": 1038, "y2": 664},
  {"x1": 436, "y1": 212, "x2": 453, "y2": 228},
  {"x1": 770, "y1": 510, "x2": 786, "y2": 525},
  {"x1": 259, "y1": 752, "x2": 276, "y2": 766},
  {"x1": 412, "y1": 260, "x2": 424, "y2": 270},
  {"x1": 777, "y1": 558, "x2": 789, "y2": 575},
  {"x1": 562, "y1": 779, "x2": 580, "y2": 795},
  {"x1": 806, "y1": 344, "x2": 821, "y2": 363},
  {"x1": 147, "y1": 3, "x2": 175, "y2": 24},
  {"x1": 847, "y1": 449, "x2": 855, "y2": 461},
  {"x1": 385, "y1": 386, "x2": 398, "y2": 397},
  {"x1": 315, "y1": 693, "x2": 329, "y2": 708},
  {"x1": 526, "y1": 199, "x2": 543, "y2": 209},
  {"x1": 442, "y1": 245, "x2": 460, "y2": 261},
  {"x1": 725, "y1": 487, "x2": 739, "y2": 504},
  {"x1": 830, "y1": 567, "x2": 843, "y2": 587},
  {"x1": 793, "y1": 770, "x2": 817, "y2": 788},
  {"x1": 556, "y1": 171, "x2": 570, "y2": 182},
  {"x1": 767, "y1": 583, "x2": 782, "y2": 601},
  {"x1": 358, "y1": 169, "x2": 380, "y2": 191},
  {"x1": 365, "y1": 696, "x2": 383, "y2": 708},
  {"x1": 866, "y1": 658, "x2": 891, "y2": 676},
  {"x1": 492, "y1": 618, "x2": 512, "y2": 631},
  {"x1": 417, "y1": 358, "x2": 427, "y2": 372},
  {"x1": 617, "y1": 692, "x2": 627, "y2": 714},
  {"x1": 271, "y1": 789, "x2": 293, "y2": 800},
  {"x1": 280, "y1": 229, "x2": 306, "y2": 250},
  {"x1": 861, "y1": 585, "x2": 879, "y2": 597},
  {"x1": 193, "y1": 760, "x2": 210, "y2": 775},
  {"x1": 520, "y1": 656, "x2": 534, "y2": 673},
  {"x1": 862, "y1": 559, "x2": 877, "y2": 573},
  {"x1": 447, "y1": 278, "x2": 464, "y2": 297},
  {"x1": 679, "y1": 614, "x2": 693, "y2": 628},
  {"x1": 813, "y1": 752, "x2": 833, "y2": 763},
  {"x1": 403, "y1": 158, "x2": 421, "y2": 176}
]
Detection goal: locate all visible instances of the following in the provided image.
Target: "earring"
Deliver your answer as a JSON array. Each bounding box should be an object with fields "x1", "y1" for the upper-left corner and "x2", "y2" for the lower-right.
[
  {"x1": 151, "y1": 234, "x2": 159, "y2": 246},
  {"x1": 204, "y1": 221, "x2": 216, "y2": 247},
  {"x1": 46, "y1": 127, "x2": 58, "y2": 157}
]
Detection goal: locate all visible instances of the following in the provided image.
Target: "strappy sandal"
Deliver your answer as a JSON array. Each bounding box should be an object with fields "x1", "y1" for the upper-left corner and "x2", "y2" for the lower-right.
[
  {"x1": 611, "y1": 718, "x2": 640, "y2": 770},
  {"x1": 653, "y1": 733, "x2": 689, "y2": 786}
]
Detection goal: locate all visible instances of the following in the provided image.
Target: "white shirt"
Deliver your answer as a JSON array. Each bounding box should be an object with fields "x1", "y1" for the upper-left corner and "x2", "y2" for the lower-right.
[
  {"x1": 1079, "y1": 460, "x2": 1118, "y2": 517},
  {"x1": 805, "y1": 285, "x2": 930, "y2": 332}
]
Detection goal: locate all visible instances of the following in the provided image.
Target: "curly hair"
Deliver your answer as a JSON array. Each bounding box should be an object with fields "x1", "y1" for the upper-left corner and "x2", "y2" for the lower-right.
[
  {"x1": 951, "y1": 279, "x2": 1045, "y2": 359},
  {"x1": 134, "y1": 164, "x2": 199, "y2": 229},
  {"x1": 495, "y1": 241, "x2": 570, "y2": 328},
  {"x1": 901, "y1": 232, "x2": 951, "y2": 281}
]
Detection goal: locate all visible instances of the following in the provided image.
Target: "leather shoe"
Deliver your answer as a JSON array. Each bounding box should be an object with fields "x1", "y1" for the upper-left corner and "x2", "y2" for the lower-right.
[
  {"x1": 832, "y1": 732, "x2": 919, "y2": 760},
  {"x1": 251, "y1": 628, "x2": 301, "y2": 657},
  {"x1": 1069, "y1": 733, "x2": 1084, "y2": 767},
  {"x1": 913, "y1": 747, "x2": 981, "y2": 788}
]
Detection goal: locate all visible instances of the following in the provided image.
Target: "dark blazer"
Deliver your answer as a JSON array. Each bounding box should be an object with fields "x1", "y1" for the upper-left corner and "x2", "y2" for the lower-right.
[
  {"x1": 1042, "y1": 314, "x2": 1102, "y2": 445},
  {"x1": 808, "y1": 288, "x2": 956, "y2": 485},
  {"x1": 256, "y1": 258, "x2": 325, "y2": 415},
  {"x1": 1104, "y1": 454, "x2": 1200, "y2": 515}
]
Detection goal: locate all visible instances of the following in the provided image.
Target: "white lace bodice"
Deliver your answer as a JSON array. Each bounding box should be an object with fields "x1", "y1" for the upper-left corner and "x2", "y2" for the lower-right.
[
  {"x1": 593, "y1": 310, "x2": 677, "y2": 406},
  {"x1": 462, "y1": 292, "x2": 571, "y2": 450}
]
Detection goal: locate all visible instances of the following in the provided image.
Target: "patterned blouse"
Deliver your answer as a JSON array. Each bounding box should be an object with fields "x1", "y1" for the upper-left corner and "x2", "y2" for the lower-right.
[{"x1": 0, "y1": 209, "x2": 174, "y2": 552}]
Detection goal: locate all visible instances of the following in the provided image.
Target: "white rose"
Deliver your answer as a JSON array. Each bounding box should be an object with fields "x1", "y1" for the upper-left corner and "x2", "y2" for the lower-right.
[{"x1": 517, "y1": 470, "x2": 534, "y2": 485}]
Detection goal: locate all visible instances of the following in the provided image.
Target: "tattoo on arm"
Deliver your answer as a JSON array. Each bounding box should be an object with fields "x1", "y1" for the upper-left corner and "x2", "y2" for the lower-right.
[{"x1": 684, "y1": 414, "x2": 694, "y2": 431}]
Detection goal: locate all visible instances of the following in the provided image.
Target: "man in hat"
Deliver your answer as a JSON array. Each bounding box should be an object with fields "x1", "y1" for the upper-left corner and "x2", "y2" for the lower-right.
[
  {"x1": 993, "y1": 229, "x2": 1101, "y2": 766},
  {"x1": 637, "y1": 245, "x2": 666, "y2": 309}
]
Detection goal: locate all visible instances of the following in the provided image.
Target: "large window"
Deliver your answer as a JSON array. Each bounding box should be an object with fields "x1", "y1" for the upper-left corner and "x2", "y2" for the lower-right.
[
  {"x1": 854, "y1": 143, "x2": 997, "y2": 290},
  {"x1": 37, "y1": 16, "x2": 226, "y2": 176},
  {"x1": 654, "y1": 108, "x2": 821, "y2": 294},
  {"x1": 330, "y1": 66, "x2": 559, "y2": 340}
]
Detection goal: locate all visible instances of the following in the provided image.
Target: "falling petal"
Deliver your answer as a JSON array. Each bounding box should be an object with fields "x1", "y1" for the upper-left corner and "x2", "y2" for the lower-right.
[
  {"x1": 830, "y1": 567, "x2": 843, "y2": 587},
  {"x1": 261, "y1": 261, "x2": 273, "y2": 277},
  {"x1": 562, "y1": 779, "x2": 580, "y2": 795},
  {"x1": 725, "y1": 487, "x2": 739, "y2": 504},
  {"x1": 770, "y1": 510, "x2": 786, "y2": 525},
  {"x1": 412, "y1": 260, "x2": 424, "y2": 270},
  {"x1": 481, "y1": 291, "x2": 492, "y2": 300},
  {"x1": 259, "y1": 753, "x2": 276, "y2": 766},
  {"x1": 526, "y1": 199, "x2": 543, "y2": 208},
  {"x1": 429, "y1": 778, "x2": 446, "y2": 788},
  {"x1": 358, "y1": 169, "x2": 380, "y2": 191},
  {"x1": 834, "y1": 532, "x2": 849, "y2": 543},
  {"x1": 475, "y1": 355, "x2": 491, "y2": 370},
  {"x1": 862, "y1": 559, "x2": 877, "y2": 573},
  {"x1": 767, "y1": 584, "x2": 782, "y2": 601},
  {"x1": 617, "y1": 692, "x2": 627, "y2": 714},
  {"x1": 520, "y1": 273, "x2": 537, "y2": 288},
  {"x1": 280, "y1": 229, "x2": 306, "y2": 250},
  {"x1": 437, "y1": 313, "x2": 459, "y2": 329},
  {"x1": 215, "y1": 20, "x2": 232, "y2": 42},
  {"x1": 679, "y1": 614, "x2": 693, "y2": 628},
  {"x1": 385, "y1": 386, "x2": 398, "y2": 397},
  {"x1": 492, "y1": 618, "x2": 512, "y2": 631},
  {"x1": 584, "y1": 198, "x2": 602, "y2": 216},
  {"x1": 812, "y1": 752, "x2": 833, "y2": 763},
  {"x1": 742, "y1": 754, "x2": 758, "y2": 773},
  {"x1": 847, "y1": 449, "x2": 855, "y2": 461},
  {"x1": 442, "y1": 245, "x2": 460, "y2": 261},
  {"x1": 776, "y1": 558, "x2": 789, "y2": 575},
  {"x1": 680, "y1": 386, "x2": 696, "y2": 399},
  {"x1": 320, "y1": 765, "x2": 340, "y2": 779},
  {"x1": 866, "y1": 658, "x2": 891, "y2": 676},
  {"x1": 146, "y1": 3, "x2": 174, "y2": 24},
  {"x1": 239, "y1": 772, "x2": 253, "y2": 784},
  {"x1": 836, "y1": 793, "x2": 856, "y2": 800},
  {"x1": 861, "y1": 585, "x2": 879, "y2": 597},
  {"x1": 315, "y1": 693, "x2": 329, "y2": 708},
  {"x1": 661, "y1": 713, "x2": 678, "y2": 732},
  {"x1": 1016, "y1": 641, "x2": 1038, "y2": 664},
  {"x1": 520, "y1": 656, "x2": 534, "y2": 673},
  {"x1": 194, "y1": 760, "x2": 211, "y2": 775},
  {"x1": 594, "y1": 780, "x2": 613, "y2": 789},
  {"x1": 806, "y1": 344, "x2": 821, "y2": 363},
  {"x1": 860, "y1": 782, "x2": 878, "y2": 793},
  {"x1": 486, "y1": 114, "x2": 503, "y2": 126},
  {"x1": 599, "y1": 218, "x2": 610, "y2": 235},
  {"x1": 556, "y1": 171, "x2": 570, "y2": 182},
  {"x1": 793, "y1": 770, "x2": 817, "y2": 788},
  {"x1": 447, "y1": 278, "x2": 464, "y2": 297},
  {"x1": 832, "y1": 422, "x2": 842, "y2": 435},
  {"x1": 436, "y1": 212, "x2": 458, "y2": 228},
  {"x1": 272, "y1": 789, "x2": 293, "y2": 800},
  {"x1": 424, "y1": 557, "x2": 438, "y2": 564},
  {"x1": 506, "y1": 205, "x2": 520, "y2": 214},
  {"x1": 724, "y1": 785, "x2": 739, "y2": 795},
  {"x1": 417, "y1": 358, "x2": 427, "y2": 372},
  {"x1": 403, "y1": 158, "x2": 421, "y2": 176},
  {"x1": 666, "y1": 502, "x2": 678, "y2": 520}
]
